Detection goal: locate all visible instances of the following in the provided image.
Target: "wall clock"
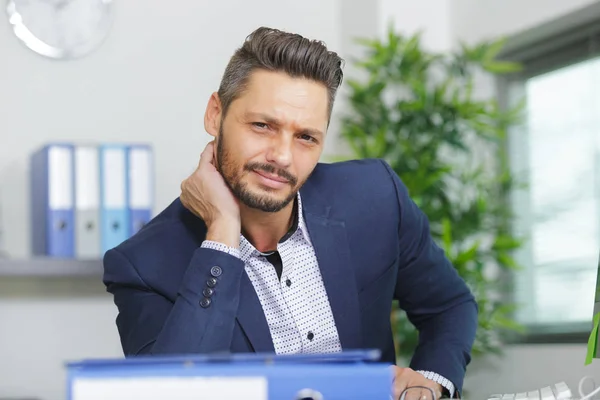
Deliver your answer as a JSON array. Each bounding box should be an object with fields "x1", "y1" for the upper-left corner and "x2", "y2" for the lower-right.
[{"x1": 6, "y1": 0, "x2": 114, "y2": 60}]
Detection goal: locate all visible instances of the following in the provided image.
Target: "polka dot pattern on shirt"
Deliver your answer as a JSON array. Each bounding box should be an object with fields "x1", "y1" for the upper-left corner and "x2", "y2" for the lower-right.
[{"x1": 240, "y1": 194, "x2": 342, "y2": 355}]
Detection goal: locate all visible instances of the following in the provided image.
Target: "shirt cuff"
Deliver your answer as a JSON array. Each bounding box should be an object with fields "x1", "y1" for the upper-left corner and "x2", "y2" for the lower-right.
[
  {"x1": 201, "y1": 240, "x2": 241, "y2": 259},
  {"x1": 416, "y1": 370, "x2": 455, "y2": 398}
]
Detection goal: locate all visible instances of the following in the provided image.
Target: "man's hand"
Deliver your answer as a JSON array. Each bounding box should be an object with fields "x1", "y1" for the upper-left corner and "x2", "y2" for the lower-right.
[
  {"x1": 391, "y1": 366, "x2": 444, "y2": 400},
  {"x1": 180, "y1": 141, "x2": 241, "y2": 248}
]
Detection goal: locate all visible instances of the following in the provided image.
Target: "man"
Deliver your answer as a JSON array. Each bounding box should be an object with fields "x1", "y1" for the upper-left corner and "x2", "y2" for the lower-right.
[{"x1": 103, "y1": 26, "x2": 477, "y2": 399}]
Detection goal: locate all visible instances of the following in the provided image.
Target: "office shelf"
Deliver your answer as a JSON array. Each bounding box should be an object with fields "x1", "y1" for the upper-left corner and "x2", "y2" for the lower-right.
[{"x1": 0, "y1": 258, "x2": 103, "y2": 278}]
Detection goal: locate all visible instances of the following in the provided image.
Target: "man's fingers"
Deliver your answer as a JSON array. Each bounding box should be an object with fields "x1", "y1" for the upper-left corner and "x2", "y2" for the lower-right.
[
  {"x1": 199, "y1": 141, "x2": 215, "y2": 167},
  {"x1": 392, "y1": 374, "x2": 408, "y2": 398},
  {"x1": 400, "y1": 387, "x2": 436, "y2": 400},
  {"x1": 390, "y1": 366, "x2": 406, "y2": 399},
  {"x1": 390, "y1": 367, "x2": 440, "y2": 400}
]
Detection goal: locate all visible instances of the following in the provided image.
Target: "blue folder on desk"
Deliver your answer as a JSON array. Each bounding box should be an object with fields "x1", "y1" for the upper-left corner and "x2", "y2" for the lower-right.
[{"x1": 66, "y1": 350, "x2": 392, "y2": 400}]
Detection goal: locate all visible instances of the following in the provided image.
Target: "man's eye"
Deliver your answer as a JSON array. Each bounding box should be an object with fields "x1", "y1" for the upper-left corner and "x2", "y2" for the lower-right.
[
  {"x1": 301, "y1": 134, "x2": 316, "y2": 142},
  {"x1": 253, "y1": 122, "x2": 268, "y2": 129}
]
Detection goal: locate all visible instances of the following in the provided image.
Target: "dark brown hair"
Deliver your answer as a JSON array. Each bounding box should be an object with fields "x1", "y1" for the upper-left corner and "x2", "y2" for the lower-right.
[{"x1": 217, "y1": 27, "x2": 344, "y2": 122}]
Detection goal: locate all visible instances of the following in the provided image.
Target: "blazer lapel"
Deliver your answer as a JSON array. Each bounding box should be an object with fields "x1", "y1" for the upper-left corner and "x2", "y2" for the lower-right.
[
  {"x1": 300, "y1": 181, "x2": 363, "y2": 350},
  {"x1": 184, "y1": 203, "x2": 275, "y2": 354},
  {"x1": 236, "y1": 272, "x2": 276, "y2": 353}
]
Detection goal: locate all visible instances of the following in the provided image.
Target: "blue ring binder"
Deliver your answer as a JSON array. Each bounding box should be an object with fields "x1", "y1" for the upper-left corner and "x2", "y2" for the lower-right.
[{"x1": 66, "y1": 350, "x2": 392, "y2": 400}]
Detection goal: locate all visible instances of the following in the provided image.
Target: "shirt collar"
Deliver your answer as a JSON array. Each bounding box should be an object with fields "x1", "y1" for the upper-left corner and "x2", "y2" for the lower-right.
[
  {"x1": 295, "y1": 192, "x2": 311, "y2": 243},
  {"x1": 238, "y1": 192, "x2": 309, "y2": 263}
]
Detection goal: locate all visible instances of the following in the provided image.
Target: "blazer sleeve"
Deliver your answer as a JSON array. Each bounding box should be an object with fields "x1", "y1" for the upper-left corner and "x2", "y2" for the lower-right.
[
  {"x1": 103, "y1": 246, "x2": 246, "y2": 356},
  {"x1": 379, "y1": 160, "x2": 478, "y2": 396}
]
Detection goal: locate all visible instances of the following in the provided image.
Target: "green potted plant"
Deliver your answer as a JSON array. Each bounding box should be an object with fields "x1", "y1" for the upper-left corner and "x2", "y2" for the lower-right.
[{"x1": 339, "y1": 25, "x2": 526, "y2": 360}]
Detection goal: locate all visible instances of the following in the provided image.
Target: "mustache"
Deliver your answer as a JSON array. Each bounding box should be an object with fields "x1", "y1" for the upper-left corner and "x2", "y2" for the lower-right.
[{"x1": 245, "y1": 162, "x2": 298, "y2": 186}]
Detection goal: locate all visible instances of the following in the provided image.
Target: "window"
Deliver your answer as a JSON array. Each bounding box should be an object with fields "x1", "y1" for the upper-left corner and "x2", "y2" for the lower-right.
[{"x1": 501, "y1": 13, "x2": 600, "y2": 338}]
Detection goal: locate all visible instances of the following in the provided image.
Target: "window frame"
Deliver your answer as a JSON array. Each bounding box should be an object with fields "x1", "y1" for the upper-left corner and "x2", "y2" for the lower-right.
[{"x1": 495, "y1": 2, "x2": 600, "y2": 344}]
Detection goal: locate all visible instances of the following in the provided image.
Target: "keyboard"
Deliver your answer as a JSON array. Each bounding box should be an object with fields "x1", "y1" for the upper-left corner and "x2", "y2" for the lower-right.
[{"x1": 487, "y1": 381, "x2": 573, "y2": 400}]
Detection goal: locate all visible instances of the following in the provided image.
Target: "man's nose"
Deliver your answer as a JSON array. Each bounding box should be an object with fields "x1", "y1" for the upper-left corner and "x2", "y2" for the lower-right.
[{"x1": 266, "y1": 134, "x2": 293, "y2": 168}]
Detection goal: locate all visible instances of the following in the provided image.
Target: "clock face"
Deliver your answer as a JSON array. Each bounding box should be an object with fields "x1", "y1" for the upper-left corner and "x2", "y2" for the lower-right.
[{"x1": 6, "y1": 0, "x2": 114, "y2": 59}]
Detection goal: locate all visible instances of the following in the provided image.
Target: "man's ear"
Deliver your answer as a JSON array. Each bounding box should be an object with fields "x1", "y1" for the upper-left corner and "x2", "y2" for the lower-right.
[{"x1": 204, "y1": 92, "x2": 222, "y2": 138}]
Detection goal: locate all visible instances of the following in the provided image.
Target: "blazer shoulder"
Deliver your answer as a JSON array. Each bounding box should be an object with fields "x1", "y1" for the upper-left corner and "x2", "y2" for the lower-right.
[
  {"x1": 108, "y1": 198, "x2": 205, "y2": 271},
  {"x1": 311, "y1": 158, "x2": 399, "y2": 198},
  {"x1": 315, "y1": 158, "x2": 385, "y2": 174}
]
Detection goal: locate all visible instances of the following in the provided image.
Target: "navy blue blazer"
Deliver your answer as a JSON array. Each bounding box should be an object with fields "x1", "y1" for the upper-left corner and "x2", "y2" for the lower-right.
[{"x1": 103, "y1": 158, "x2": 477, "y2": 394}]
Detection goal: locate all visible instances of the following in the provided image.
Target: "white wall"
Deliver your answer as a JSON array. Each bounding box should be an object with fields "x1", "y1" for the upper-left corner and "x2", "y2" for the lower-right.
[
  {"x1": 0, "y1": 0, "x2": 342, "y2": 259},
  {"x1": 0, "y1": 1, "x2": 351, "y2": 399},
  {"x1": 0, "y1": 279, "x2": 122, "y2": 399},
  {"x1": 379, "y1": 0, "x2": 452, "y2": 52},
  {"x1": 451, "y1": 0, "x2": 599, "y2": 45}
]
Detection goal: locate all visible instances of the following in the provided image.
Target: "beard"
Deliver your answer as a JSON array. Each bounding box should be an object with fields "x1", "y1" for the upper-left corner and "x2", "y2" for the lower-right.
[{"x1": 215, "y1": 127, "x2": 300, "y2": 213}]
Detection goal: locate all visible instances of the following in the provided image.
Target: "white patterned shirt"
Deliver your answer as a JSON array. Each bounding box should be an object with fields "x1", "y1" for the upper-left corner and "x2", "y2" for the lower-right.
[{"x1": 201, "y1": 193, "x2": 455, "y2": 397}]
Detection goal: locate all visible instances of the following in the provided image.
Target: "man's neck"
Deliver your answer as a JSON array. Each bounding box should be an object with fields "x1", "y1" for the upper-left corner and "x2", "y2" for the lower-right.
[{"x1": 240, "y1": 199, "x2": 296, "y2": 253}]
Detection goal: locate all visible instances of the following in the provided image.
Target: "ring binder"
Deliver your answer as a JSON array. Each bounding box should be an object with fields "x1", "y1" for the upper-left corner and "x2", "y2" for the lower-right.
[{"x1": 66, "y1": 350, "x2": 392, "y2": 400}]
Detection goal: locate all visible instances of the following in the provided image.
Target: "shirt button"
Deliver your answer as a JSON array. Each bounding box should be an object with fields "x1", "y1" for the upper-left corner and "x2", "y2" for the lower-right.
[
  {"x1": 199, "y1": 298, "x2": 211, "y2": 308},
  {"x1": 285, "y1": 279, "x2": 292, "y2": 287},
  {"x1": 203, "y1": 288, "x2": 214, "y2": 297},
  {"x1": 210, "y1": 266, "x2": 222, "y2": 277},
  {"x1": 206, "y1": 277, "x2": 218, "y2": 288},
  {"x1": 307, "y1": 331, "x2": 314, "y2": 341}
]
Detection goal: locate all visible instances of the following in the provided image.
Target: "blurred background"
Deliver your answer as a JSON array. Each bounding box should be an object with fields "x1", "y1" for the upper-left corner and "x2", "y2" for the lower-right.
[{"x1": 2, "y1": 0, "x2": 600, "y2": 399}]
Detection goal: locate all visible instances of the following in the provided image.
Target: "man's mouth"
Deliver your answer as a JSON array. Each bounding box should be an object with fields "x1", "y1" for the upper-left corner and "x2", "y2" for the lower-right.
[{"x1": 253, "y1": 170, "x2": 290, "y2": 183}]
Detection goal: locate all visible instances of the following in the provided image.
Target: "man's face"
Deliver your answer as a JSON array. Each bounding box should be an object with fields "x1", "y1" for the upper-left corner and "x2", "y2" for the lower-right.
[{"x1": 212, "y1": 70, "x2": 329, "y2": 213}]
